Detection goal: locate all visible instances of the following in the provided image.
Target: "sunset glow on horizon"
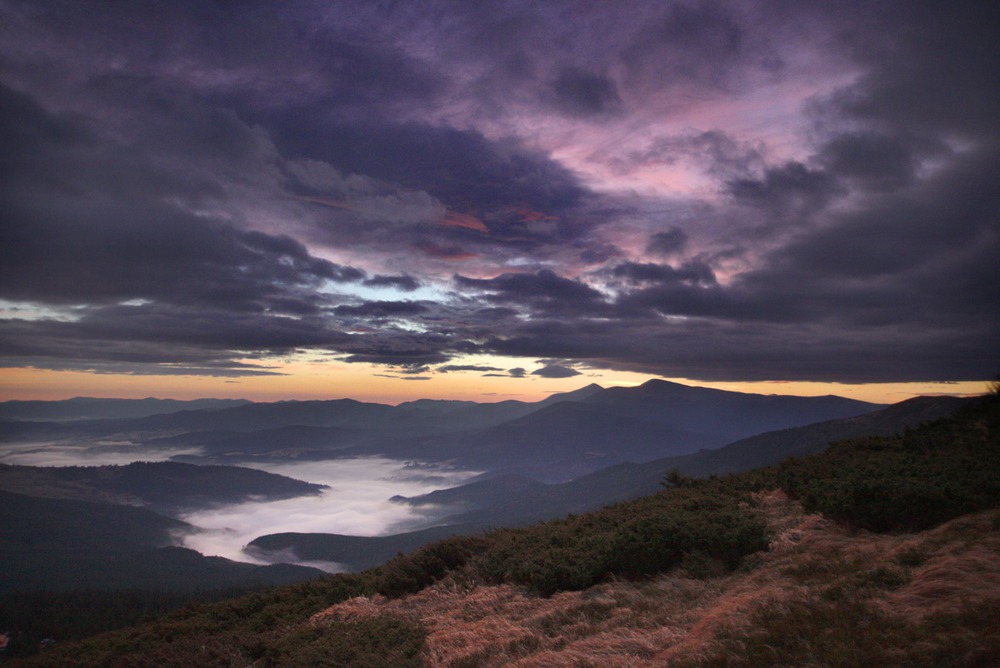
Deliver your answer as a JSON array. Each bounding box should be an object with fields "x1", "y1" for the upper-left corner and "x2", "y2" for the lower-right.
[{"x1": 1, "y1": 364, "x2": 988, "y2": 407}]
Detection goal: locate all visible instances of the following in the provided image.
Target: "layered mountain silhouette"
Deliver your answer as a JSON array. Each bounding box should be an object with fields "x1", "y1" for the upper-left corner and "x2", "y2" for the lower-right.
[
  {"x1": 0, "y1": 397, "x2": 249, "y2": 422},
  {"x1": 1, "y1": 381, "x2": 880, "y2": 482},
  {"x1": 4, "y1": 380, "x2": 933, "y2": 584},
  {"x1": 0, "y1": 460, "x2": 325, "y2": 513},
  {"x1": 339, "y1": 380, "x2": 882, "y2": 479},
  {"x1": 248, "y1": 394, "x2": 967, "y2": 570}
]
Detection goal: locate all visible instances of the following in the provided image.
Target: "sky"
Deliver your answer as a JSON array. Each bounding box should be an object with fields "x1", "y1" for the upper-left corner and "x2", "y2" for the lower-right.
[{"x1": 1, "y1": 0, "x2": 997, "y2": 404}]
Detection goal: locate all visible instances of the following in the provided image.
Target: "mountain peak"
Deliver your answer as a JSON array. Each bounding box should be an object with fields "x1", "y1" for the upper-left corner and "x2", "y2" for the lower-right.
[{"x1": 537, "y1": 383, "x2": 605, "y2": 406}]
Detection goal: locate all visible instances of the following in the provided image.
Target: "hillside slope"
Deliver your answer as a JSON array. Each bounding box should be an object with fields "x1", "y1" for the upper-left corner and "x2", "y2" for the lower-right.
[
  {"x1": 251, "y1": 395, "x2": 962, "y2": 570},
  {"x1": 0, "y1": 491, "x2": 324, "y2": 594},
  {"x1": 304, "y1": 493, "x2": 1000, "y2": 667},
  {"x1": 12, "y1": 394, "x2": 998, "y2": 666},
  {"x1": 0, "y1": 460, "x2": 325, "y2": 512}
]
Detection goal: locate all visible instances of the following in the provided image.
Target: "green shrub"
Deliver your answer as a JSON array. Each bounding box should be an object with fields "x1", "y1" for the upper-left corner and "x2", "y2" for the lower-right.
[
  {"x1": 375, "y1": 534, "x2": 490, "y2": 597},
  {"x1": 264, "y1": 616, "x2": 425, "y2": 668},
  {"x1": 778, "y1": 396, "x2": 1000, "y2": 532},
  {"x1": 474, "y1": 484, "x2": 769, "y2": 596}
]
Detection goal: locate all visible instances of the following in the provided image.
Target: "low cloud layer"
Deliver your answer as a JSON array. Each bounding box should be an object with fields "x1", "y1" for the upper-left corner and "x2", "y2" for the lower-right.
[
  {"x1": 1, "y1": 1, "x2": 997, "y2": 384},
  {"x1": 0, "y1": 439, "x2": 476, "y2": 569},
  {"x1": 179, "y1": 458, "x2": 476, "y2": 569}
]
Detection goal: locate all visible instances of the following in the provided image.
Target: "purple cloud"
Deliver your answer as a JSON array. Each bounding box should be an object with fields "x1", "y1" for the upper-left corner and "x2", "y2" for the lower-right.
[{"x1": 0, "y1": 0, "x2": 996, "y2": 385}]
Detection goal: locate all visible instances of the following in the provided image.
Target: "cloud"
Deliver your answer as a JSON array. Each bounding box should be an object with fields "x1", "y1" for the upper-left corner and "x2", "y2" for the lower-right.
[
  {"x1": 815, "y1": 132, "x2": 923, "y2": 193},
  {"x1": 646, "y1": 227, "x2": 689, "y2": 257},
  {"x1": 179, "y1": 457, "x2": 477, "y2": 565},
  {"x1": 549, "y1": 67, "x2": 622, "y2": 118},
  {"x1": 726, "y1": 161, "x2": 840, "y2": 224},
  {"x1": 333, "y1": 302, "x2": 429, "y2": 318},
  {"x1": 532, "y1": 363, "x2": 582, "y2": 379},
  {"x1": 265, "y1": 121, "x2": 589, "y2": 244},
  {"x1": 1, "y1": 0, "x2": 997, "y2": 386},
  {"x1": 619, "y1": 2, "x2": 765, "y2": 94},
  {"x1": 363, "y1": 275, "x2": 421, "y2": 292},
  {"x1": 454, "y1": 270, "x2": 608, "y2": 317},
  {"x1": 611, "y1": 261, "x2": 716, "y2": 286},
  {"x1": 437, "y1": 365, "x2": 505, "y2": 374},
  {"x1": 628, "y1": 130, "x2": 766, "y2": 181}
]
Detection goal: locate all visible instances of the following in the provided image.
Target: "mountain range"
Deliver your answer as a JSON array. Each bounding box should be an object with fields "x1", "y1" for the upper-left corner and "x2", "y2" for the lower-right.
[
  {"x1": 249, "y1": 394, "x2": 965, "y2": 570},
  {"x1": 0, "y1": 460, "x2": 325, "y2": 513},
  {"x1": 1, "y1": 379, "x2": 884, "y2": 481},
  {"x1": 8, "y1": 392, "x2": 997, "y2": 665},
  {"x1": 1, "y1": 380, "x2": 961, "y2": 592}
]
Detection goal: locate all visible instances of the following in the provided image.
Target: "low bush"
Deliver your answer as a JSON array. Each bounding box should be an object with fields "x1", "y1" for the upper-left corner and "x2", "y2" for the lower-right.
[
  {"x1": 778, "y1": 395, "x2": 1000, "y2": 532},
  {"x1": 474, "y1": 483, "x2": 769, "y2": 596},
  {"x1": 263, "y1": 616, "x2": 425, "y2": 668}
]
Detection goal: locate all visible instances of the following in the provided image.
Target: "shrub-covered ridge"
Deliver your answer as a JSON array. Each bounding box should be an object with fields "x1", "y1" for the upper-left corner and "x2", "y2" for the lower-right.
[{"x1": 776, "y1": 393, "x2": 1000, "y2": 531}]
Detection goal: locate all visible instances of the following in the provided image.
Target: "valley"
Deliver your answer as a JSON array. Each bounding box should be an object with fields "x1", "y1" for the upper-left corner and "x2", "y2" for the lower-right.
[
  {"x1": 0, "y1": 379, "x2": 891, "y2": 585},
  {"x1": 2, "y1": 390, "x2": 995, "y2": 665}
]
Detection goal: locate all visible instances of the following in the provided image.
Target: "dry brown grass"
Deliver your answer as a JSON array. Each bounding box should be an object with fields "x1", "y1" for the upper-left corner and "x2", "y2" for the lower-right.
[
  {"x1": 881, "y1": 512, "x2": 1000, "y2": 623},
  {"x1": 306, "y1": 496, "x2": 1000, "y2": 666}
]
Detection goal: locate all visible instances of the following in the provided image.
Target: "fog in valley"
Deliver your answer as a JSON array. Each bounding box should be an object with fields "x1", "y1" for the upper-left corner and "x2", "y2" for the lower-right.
[
  {"x1": 0, "y1": 441, "x2": 202, "y2": 467},
  {"x1": 179, "y1": 458, "x2": 477, "y2": 570},
  {"x1": 1, "y1": 441, "x2": 477, "y2": 571}
]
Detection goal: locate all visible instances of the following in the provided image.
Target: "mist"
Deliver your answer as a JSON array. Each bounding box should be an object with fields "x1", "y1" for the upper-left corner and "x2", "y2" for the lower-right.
[
  {"x1": 178, "y1": 457, "x2": 477, "y2": 570},
  {"x1": 0, "y1": 440, "x2": 477, "y2": 572},
  {"x1": 0, "y1": 440, "x2": 202, "y2": 466}
]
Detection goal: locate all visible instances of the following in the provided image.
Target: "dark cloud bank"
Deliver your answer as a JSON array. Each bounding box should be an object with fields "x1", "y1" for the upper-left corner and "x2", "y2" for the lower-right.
[{"x1": 0, "y1": 0, "x2": 997, "y2": 384}]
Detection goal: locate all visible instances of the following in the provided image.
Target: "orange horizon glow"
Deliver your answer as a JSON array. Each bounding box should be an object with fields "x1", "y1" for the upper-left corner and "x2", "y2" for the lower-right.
[{"x1": 0, "y1": 362, "x2": 989, "y2": 406}]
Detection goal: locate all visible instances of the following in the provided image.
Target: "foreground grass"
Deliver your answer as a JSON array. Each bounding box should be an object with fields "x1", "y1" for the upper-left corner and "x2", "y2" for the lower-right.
[{"x1": 302, "y1": 492, "x2": 1000, "y2": 666}]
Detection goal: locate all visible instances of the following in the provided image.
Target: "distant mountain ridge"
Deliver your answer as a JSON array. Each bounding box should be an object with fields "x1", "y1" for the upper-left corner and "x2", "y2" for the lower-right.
[
  {"x1": 338, "y1": 379, "x2": 883, "y2": 480},
  {"x1": 0, "y1": 460, "x2": 326, "y2": 513},
  {"x1": 582, "y1": 379, "x2": 878, "y2": 440},
  {"x1": 1, "y1": 381, "x2": 883, "y2": 482},
  {"x1": 0, "y1": 397, "x2": 250, "y2": 422},
  {"x1": 250, "y1": 394, "x2": 966, "y2": 570}
]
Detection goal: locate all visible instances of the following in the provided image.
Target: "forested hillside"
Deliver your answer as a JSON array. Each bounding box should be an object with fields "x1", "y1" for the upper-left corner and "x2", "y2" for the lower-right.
[
  {"x1": 0, "y1": 461, "x2": 325, "y2": 512},
  {"x1": 9, "y1": 392, "x2": 997, "y2": 666}
]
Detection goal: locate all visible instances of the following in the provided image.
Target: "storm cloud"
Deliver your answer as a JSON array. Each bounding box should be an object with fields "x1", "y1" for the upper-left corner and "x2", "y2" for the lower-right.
[{"x1": 1, "y1": 0, "x2": 997, "y2": 384}]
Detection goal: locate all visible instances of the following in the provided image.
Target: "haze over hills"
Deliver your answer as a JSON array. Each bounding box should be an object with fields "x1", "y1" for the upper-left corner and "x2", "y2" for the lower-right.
[
  {"x1": 249, "y1": 394, "x2": 966, "y2": 571},
  {"x1": 2, "y1": 379, "x2": 879, "y2": 478},
  {"x1": 332, "y1": 380, "x2": 883, "y2": 480},
  {"x1": 0, "y1": 381, "x2": 922, "y2": 596},
  {"x1": 400, "y1": 395, "x2": 970, "y2": 525},
  {"x1": 0, "y1": 460, "x2": 326, "y2": 513},
  {"x1": 0, "y1": 397, "x2": 250, "y2": 422}
]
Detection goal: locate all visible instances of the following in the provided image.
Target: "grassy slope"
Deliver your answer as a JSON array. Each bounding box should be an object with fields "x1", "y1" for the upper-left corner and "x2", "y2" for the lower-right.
[{"x1": 14, "y1": 394, "x2": 999, "y2": 667}]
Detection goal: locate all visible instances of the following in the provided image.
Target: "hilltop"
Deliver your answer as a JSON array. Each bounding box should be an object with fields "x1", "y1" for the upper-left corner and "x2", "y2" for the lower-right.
[{"x1": 9, "y1": 392, "x2": 998, "y2": 666}]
